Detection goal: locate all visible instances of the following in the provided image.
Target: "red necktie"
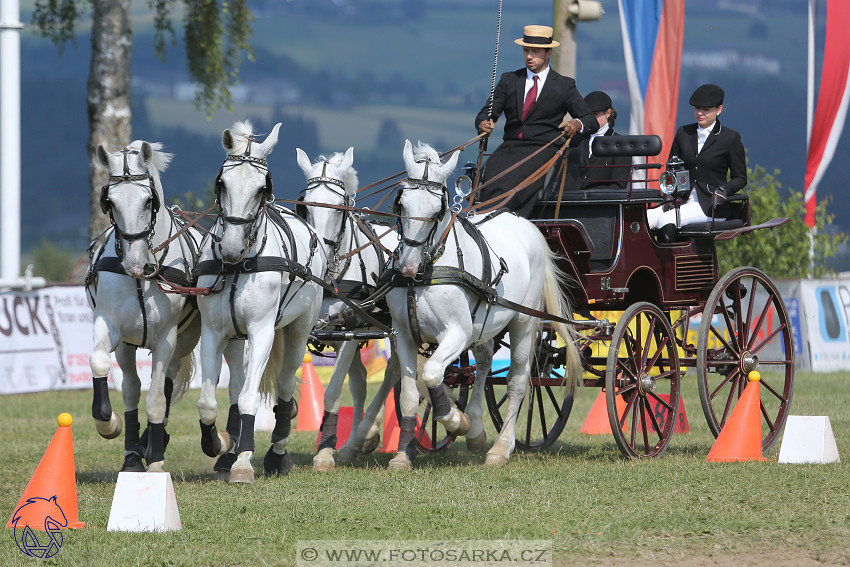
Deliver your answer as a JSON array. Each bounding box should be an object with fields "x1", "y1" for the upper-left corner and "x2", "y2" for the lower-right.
[{"x1": 521, "y1": 75, "x2": 539, "y2": 122}]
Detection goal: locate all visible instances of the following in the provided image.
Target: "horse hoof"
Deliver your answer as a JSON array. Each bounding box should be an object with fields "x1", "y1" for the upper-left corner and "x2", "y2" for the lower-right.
[
  {"x1": 95, "y1": 412, "x2": 123, "y2": 440},
  {"x1": 263, "y1": 446, "x2": 293, "y2": 476},
  {"x1": 484, "y1": 453, "x2": 509, "y2": 467},
  {"x1": 229, "y1": 464, "x2": 255, "y2": 484},
  {"x1": 454, "y1": 410, "x2": 470, "y2": 437},
  {"x1": 360, "y1": 434, "x2": 380, "y2": 455},
  {"x1": 388, "y1": 453, "x2": 412, "y2": 471},
  {"x1": 466, "y1": 430, "x2": 488, "y2": 454},
  {"x1": 312, "y1": 447, "x2": 335, "y2": 472},
  {"x1": 336, "y1": 446, "x2": 358, "y2": 464},
  {"x1": 147, "y1": 461, "x2": 165, "y2": 473},
  {"x1": 120, "y1": 451, "x2": 146, "y2": 473},
  {"x1": 218, "y1": 431, "x2": 234, "y2": 455},
  {"x1": 213, "y1": 452, "x2": 237, "y2": 478}
]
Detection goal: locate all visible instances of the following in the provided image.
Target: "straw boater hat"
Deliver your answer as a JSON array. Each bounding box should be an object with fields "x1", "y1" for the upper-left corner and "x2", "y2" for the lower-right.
[{"x1": 514, "y1": 25, "x2": 560, "y2": 49}]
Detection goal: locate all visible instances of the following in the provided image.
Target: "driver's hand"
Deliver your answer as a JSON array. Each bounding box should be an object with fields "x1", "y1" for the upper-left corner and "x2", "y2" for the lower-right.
[
  {"x1": 478, "y1": 119, "x2": 495, "y2": 134},
  {"x1": 558, "y1": 118, "x2": 582, "y2": 138}
]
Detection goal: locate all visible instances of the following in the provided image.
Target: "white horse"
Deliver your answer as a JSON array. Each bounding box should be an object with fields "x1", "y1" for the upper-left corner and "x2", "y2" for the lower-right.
[
  {"x1": 195, "y1": 121, "x2": 326, "y2": 483},
  {"x1": 294, "y1": 146, "x2": 400, "y2": 471},
  {"x1": 86, "y1": 140, "x2": 201, "y2": 472},
  {"x1": 385, "y1": 140, "x2": 582, "y2": 470}
]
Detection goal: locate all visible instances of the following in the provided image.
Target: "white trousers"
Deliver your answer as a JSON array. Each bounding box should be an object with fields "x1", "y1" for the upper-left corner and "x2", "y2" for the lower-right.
[{"x1": 646, "y1": 189, "x2": 724, "y2": 230}]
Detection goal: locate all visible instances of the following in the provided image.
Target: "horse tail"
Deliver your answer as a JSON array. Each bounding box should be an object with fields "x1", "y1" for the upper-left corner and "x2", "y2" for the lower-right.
[
  {"x1": 170, "y1": 350, "x2": 195, "y2": 403},
  {"x1": 538, "y1": 233, "x2": 582, "y2": 395},
  {"x1": 259, "y1": 328, "x2": 285, "y2": 400}
]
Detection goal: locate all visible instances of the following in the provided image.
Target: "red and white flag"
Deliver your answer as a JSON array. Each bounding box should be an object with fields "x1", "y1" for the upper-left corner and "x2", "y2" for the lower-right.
[{"x1": 804, "y1": 0, "x2": 850, "y2": 228}]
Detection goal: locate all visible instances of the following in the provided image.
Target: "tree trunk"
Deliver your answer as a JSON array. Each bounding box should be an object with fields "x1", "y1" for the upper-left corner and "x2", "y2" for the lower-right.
[{"x1": 87, "y1": 0, "x2": 132, "y2": 241}]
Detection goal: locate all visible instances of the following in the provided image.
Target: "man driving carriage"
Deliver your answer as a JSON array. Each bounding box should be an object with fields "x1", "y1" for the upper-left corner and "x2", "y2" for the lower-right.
[{"x1": 474, "y1": 24, "x2": 598, "y2": 218}]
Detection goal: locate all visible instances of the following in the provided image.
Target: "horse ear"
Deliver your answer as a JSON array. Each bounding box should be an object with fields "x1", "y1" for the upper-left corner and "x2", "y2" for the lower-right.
[
  {"x1": 96, "y1": 145, "x2": 110, "y2": 168},
  {"x1": 222, "y1": 129, "x2": 235, "y2": 152},
  {"x1": 259, "y1": 123, "x2": 282, "y2": 156},
  {"x1": 402, "y1": 139, "x2": 416, "y2": 174},
  {"x1": 340, "y1": 146, "x2": 355, "y2": 173},
  {"x1": 295, "y1": 148, "x2": 312, "y2": 178},
  {"x1": 140, "y1": 142, "x2": 153, "y2": 166},
  {"x1": 441, "y1": 149, "x2": 461, "y2": 179}
]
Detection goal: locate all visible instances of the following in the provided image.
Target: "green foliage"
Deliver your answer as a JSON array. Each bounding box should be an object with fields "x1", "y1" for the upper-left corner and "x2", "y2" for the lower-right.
[
  {"x1": 29, "y1": 238, "x2": 76, "y2": 282},
  {"x1": 717, "y1": 164, "x2": 848, "y2": 279},
  {"x1": 31, "y1": 0, "x2": 254, "y2": 116}
]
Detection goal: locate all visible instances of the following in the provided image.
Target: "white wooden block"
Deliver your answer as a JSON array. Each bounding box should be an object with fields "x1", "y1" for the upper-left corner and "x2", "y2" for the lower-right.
[
  {"x1": 107, "y1": 472, "x2": 181, "y2": 532},
  {"x1": 778, "y1": 415, "x2": 840, "y2": 464}
]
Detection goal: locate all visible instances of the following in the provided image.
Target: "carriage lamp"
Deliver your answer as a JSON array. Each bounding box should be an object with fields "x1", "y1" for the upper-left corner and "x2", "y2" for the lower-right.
[{"x1": 659, "y1": 156, "x2": 690, "y2": 196}]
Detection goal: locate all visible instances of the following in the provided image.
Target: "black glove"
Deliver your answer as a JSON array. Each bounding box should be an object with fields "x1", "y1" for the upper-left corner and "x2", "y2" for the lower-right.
[
  {"x1": 661, "y1": 193, "x2": 675, "y2": 212},
  {"x1": 711, "y1": 185, "x2": 727, "y2": 209}
]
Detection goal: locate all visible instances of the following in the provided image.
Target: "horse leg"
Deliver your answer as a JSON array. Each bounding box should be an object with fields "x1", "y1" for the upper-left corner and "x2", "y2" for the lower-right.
[
  {"x1": 466, "y1": 342, "x2": 493, "y2": 453},
  {"x1": 325, "y1": 343, "x2": 365, "y2": 466},
  {"x1": 485, "y1": 320, "x2": 535, "y2": 466},
  {"x1": 143, "y1": 329, "x2": 178, "y2": 472},
  {"x1": 90, "y1": 317, "x2": 122, "y2": 439},
  {"x1": 355, "y1": 353, "x2": 399, "y2": 455},
  {"x1": 213, "y1": 340, "x2": 245, "y2": 479},
  {"x1": 388, "y1": 335, "x2": 420, "y2": 471},
  {"x1": 230, "y1": 326, "x2": 279, "y2": 484},
  {"x1": 264, "y1": 322, "x2": 310, "y2": 477},
  {"x1": 420, "y1": 330, "x2": 471, "y2": 436},
  {"x1": 312, "y1": 341, "x2": 350, "y2": 471},
  {"x1": 198, "y1": 331, "x2": 233, "y2": 460},
  {"x1": 114, "y1": 343, "x2": 145, "y2": 472}
]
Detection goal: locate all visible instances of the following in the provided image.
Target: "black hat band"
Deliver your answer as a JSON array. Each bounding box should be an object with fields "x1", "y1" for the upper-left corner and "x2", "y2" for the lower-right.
[{"x1": 523, "y1": 34, "x2": 553, "y2": 45}]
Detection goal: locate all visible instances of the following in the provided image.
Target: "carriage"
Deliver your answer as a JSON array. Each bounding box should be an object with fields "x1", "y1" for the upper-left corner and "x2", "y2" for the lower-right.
[{"x1": 315, "y1": 133, "x2": 794, "y2": 461}]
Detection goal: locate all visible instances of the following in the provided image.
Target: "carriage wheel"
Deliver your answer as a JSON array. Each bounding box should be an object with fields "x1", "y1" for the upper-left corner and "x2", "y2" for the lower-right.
[
  {"x1": 484, "y1": 324, "x2": 576, "y2": 452},
  {"x1": 697, "y1": 267, "x2": 794, "y2": 451},
  {"x1": 605, "y1": 302, "x2": 680, "y2": 459},
  {"x1": 393, "y1": 379, "x2": 470, "y2": 454}
]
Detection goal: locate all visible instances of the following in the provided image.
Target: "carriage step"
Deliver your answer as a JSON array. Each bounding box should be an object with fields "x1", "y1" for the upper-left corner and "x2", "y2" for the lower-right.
[{"x1": 310, "y1": 330, "x2": 390, "y2": 342}]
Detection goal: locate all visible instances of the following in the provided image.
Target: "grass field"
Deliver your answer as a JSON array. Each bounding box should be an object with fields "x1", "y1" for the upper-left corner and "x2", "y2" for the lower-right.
[{"x1": 2, "y1": 370, "x2": 848, "y2": 566}]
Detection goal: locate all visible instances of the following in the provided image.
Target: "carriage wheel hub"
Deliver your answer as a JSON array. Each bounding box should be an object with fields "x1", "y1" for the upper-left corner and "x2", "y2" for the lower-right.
[
  {"x1": 741, "y1": 352, "x2": 759, "y2": 373},
  {"x1": 639, "y1": 373, "x2": 656, "y2": 395}
]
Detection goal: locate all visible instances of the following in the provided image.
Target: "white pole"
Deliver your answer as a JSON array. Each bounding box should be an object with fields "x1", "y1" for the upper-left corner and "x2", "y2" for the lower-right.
[
  {"x1": 0, "y1": 0, "x2": 22, "y2": 280},
  {"x1": 806, "y1": 0, "x2": 816, "y2": 275}
]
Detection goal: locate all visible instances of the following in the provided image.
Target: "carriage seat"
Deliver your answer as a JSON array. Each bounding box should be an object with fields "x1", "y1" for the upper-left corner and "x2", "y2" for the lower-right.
[{"x1": 591, "y1": 134, "x2": 662, "y2": 159}]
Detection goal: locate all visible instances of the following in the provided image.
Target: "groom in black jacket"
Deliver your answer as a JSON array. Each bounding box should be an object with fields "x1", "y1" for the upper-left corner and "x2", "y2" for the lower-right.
[{"x1": 475, "y1": 24, "x2": 598, "y2": 218}]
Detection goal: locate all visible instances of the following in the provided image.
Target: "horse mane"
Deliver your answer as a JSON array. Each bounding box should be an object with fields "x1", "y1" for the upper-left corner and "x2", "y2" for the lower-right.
[
  {"x1": 410, "y1": 141, "x2": 442, "y2": 165},
  {"x1": 127, "y1": 140, "x2": 173, "y2": 173},
  {"x1": 228, "y1": 120, "x2": 258, "y2": 155},
  {"x1": 316, "y1": 152, "x2": 359, "y2": 193}
]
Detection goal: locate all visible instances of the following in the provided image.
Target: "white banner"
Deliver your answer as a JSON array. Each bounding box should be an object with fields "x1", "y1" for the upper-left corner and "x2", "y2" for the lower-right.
[
  {"x1": 798, "y1": 277, "x2": 850, "y2": 371},
  {"x1": 0, "y1": 286, "x2": 230, "y2": 395}
]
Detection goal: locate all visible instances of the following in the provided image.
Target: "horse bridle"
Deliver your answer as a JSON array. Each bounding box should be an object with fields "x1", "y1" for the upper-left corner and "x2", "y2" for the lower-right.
[
  {"x1": 100, "y1": 146, "x2": 161, "y2": 261},
  {"x1": 214, "y1": 136, "x2": 274, "y2": 252},
  {"x1": 395, "y1": 157, "x2": 449, "y2": 264},
  {"x1": 301, "y1": 161, "x2": 353, "y2": 274}
]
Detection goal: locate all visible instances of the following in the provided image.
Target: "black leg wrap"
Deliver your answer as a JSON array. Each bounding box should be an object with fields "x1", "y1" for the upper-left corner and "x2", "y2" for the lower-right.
[
  {"x1": 271, "y1": 398, "x2": 294, "y2": 443},
  {"x1": 124, "y1": 410, "x2": 142, "y2": 452},
  {"x1": 235, "y1": 414, "x2": 255, "y2": 454},
  {"x1": 213, "y1": 452, "x2": 237, "y2": 474},
  {"x1": 92, "y1": 376, "x2": 112, "y2": 422},
  {"x1": 427, "y1": 385, "x2": 452, "y2": 420},
  {"x1": 397, "y1": 416, "x2": 418, "y2": 460},
  {"x1": 145, "y1": 422, "x2": 166, "y2": 465},
  {"x1": 263, "y1": 446, "x2": 293, "y2": 476},
  {"x1": 200, "y1": 420, "x2": 222, "y2": 458},
  {"x1": 163, "y1": 377, "x2": 174, "y2": 420},
  {"x1": 225, "y1": 404, "x2": 241, "y2": 437},
  {"x1": 317, "y1": 411, "x2": 339, "y2": 451}
]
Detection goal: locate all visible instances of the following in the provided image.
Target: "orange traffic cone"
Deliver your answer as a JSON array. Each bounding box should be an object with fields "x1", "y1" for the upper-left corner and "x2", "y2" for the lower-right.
[
  {"x1": 379, "y1": 392, "x2": 400, "y2": 453},
  {"x1": 579, "y1": 389, "x2": 627, "y2": 434},
  {"x1": 296, "y1": 353, "x2": 324, "y2": 432},
  {"x1": 706, "y1": 371, "x2": 767, "y2": 462},
  {"x1": 8, "y1": 413, "x2": 85, "y2": 530}
]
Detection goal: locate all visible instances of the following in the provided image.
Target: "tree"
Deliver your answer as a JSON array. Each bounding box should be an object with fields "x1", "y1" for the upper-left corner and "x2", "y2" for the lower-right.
[
  {"x1": 716, "y1": 165, "x2": 847, "y2": 279},
  {"x1": 32, "y1": 0, "x2": 253, "y2": 241}
]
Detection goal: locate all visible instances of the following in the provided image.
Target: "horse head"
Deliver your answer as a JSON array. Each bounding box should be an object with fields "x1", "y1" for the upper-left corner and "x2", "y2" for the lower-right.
[
  {"x1": 216, "y1": 121, "x2": 281, "y2": 264},
  {"x1": 396, "y1": 139, "x2": 460, "y2": 277},
  {"x1": 96, "y1": 140, "x2": 170, "y2": 278},
  {"x1": 296, "y1": 146, "x2": 357, "y2": 270}
]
